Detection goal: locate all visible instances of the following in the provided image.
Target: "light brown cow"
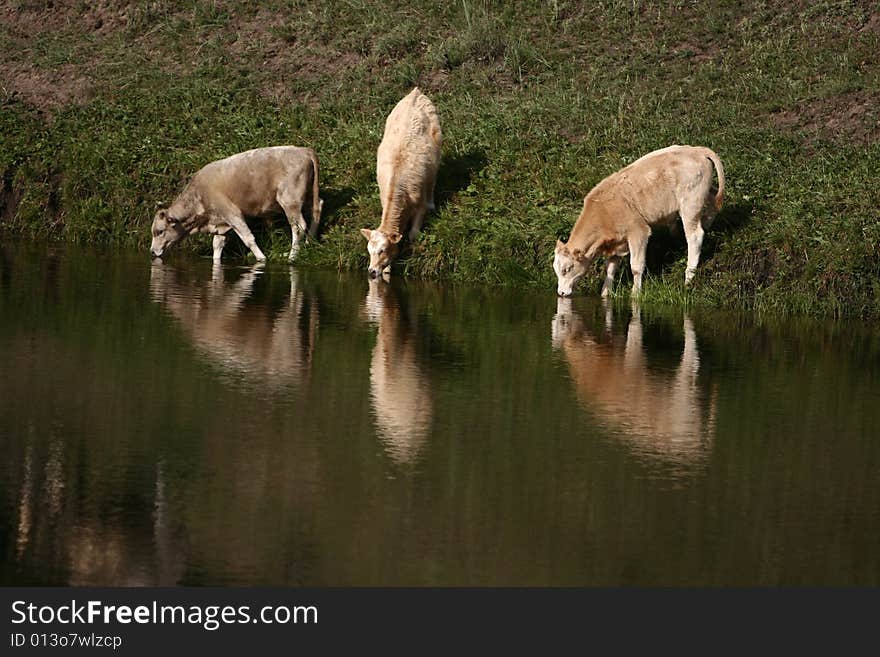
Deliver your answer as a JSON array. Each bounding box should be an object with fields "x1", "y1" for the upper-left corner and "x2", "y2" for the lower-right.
[
  {"x1": 551, "y1": 299, "x2": 717, "y2": 468},
  {"x1": 150, "y1": 146, "x2": 322, "y2": 262},
  {"x1": 553, "y1": 145, "x2": 725, "y2": 297},
  {"x1": 362, "y1": 279, "x2": 433, "y2": 465},
  {"x1": 361, "y1": 88, "x2": 442, "y2": 278}
]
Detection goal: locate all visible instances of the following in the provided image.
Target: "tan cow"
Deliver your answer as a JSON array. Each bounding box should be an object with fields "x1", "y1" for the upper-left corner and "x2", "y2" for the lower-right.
[
  {"x1": 552, "y1": 299, "x2": 717, "y2": 468},
  {"x1": 362, "y1": 279, "x2": 433, "y2": 465},
  {"x1": 361, "y1": 88, "x2": 442, "y2": 278},
  {"x1": 150, "y1": 146, "x2": 322, "y2": 262},
  {"x1": 553, "y1": 145, "x2": 725, "y2": 297}
]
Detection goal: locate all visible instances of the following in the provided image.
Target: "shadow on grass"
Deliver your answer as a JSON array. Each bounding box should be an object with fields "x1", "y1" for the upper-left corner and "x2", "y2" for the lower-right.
[
  {"x1": 435, "y1": 149, "x2": 488, "y2": 210},
  {"x1": 645, "y1": 200, "x2": 758, "y2": 274},
  {"x1": 395, "y1": 149, "x2": 488, "y2": 267},
  {"x1": 317, "y1": 185, "x2": 357, "y2": 235}
]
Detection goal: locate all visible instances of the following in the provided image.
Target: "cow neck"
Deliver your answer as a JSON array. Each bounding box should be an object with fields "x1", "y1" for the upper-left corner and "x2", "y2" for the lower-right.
[
  {"x1": 170, "y1": 187, "x2": 206, "y2": 233},
  {"x1": 567, "y1": 197, "x2": 606, "y2": 255},
  {"x1": 378, "y1": 172, "x2": 407, "y2": 236}
]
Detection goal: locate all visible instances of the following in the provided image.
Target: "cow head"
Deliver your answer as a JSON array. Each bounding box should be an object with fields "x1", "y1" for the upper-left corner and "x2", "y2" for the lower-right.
[
  {"x1": 360, "y1": 228, "x2": 401, "y2": 278},
  {"x1": 150, "y1": 209, "x2": 187, "y2": 258},
  {"x1": 553, "y1": 240, "x2": 590, "y2": 297}
]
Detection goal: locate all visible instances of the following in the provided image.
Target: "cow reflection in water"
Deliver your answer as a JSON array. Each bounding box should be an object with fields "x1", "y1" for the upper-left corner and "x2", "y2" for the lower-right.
[
  {"x1": 15, "y1": 444, "x2": 184, "y2": 585},
  {"x1": 552, "y1": 299, "x2": 717, "y2": 467},
  {"x1": 149, "y1": 262, "x2": 318, "y2": 385},
  {"x1": 363, "y1": 279, "x2": 433, "y2": 466}
]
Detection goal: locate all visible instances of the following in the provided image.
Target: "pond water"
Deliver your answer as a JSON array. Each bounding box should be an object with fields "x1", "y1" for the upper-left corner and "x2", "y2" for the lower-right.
[{"x1": 1, "y1": 243, "x2": 879, "y2": 585}]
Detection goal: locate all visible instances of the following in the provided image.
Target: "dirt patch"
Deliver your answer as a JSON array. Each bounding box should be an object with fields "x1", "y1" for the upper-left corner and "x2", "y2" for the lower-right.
[
  {"x1": 0, "y1": 0, "x2": 130, "y2": 115},
  {"x1": 226, "y1": 8, "x2": 287, "y2": 59},
  {"x1": 771, "y1": 90, "x2": 880, "y2": 146},
  {"x1": 0, "y1": 1, "x2": 133, "y2": 38},
  {"x1": 223, "y1": 9, "x2": 368, "y2": 102},
  {"x1": 669, "y1": 39, "x2": 720, "y2": 63},
  {"x1": 421, "y1": 68, "x2": 450, "y2": 93},
  {"x1": 256, "y1": 49, "x2": 366, "y2": 103},
  {"x1": 0, "y1": 61, "x2": 93, "y2": 116},
  {"x1": 858, "y1": 11, "x2": 880, "y2": 35}
]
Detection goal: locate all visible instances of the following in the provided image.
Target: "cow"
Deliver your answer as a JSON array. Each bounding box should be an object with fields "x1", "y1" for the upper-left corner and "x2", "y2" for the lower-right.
[
  {"x1": 553, "y1": 145, "x2": 725, "y2": 297},
  {"x1": 150, "y1": 145, "x2": 323, "y2": 262},
  {"x1": 362, "y1": 278, "x2": 433, "y2": 465},
  {"x1": 360, "y1": 87, "x2": 442, "y2": 278},
  {"x1": 552, "y1": 298, "x2": 717, "y2": 468}
]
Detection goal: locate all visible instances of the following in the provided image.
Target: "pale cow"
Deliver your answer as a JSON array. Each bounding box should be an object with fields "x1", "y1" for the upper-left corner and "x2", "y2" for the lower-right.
[
  {"x1": 150, "y1": 145, "x2": 323, "y2": 262},
  {"x1": 362, "y1": 279, "x2": 433, "y2": 465},
  {"x1": 361, "y1": 87, "x2": 442, "y2": 278},
  {"x1": 551, "y1": 299, "x2": 717, "y2": 468},
  {"x1": 553, "y1": 145, "x2": 725, "y2": 297}
]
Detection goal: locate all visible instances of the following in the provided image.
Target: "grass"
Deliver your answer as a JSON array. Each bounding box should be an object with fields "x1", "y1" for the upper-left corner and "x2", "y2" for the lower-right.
[{"x1": 0, "y1": 0, "x2": 878, "y2": 317}]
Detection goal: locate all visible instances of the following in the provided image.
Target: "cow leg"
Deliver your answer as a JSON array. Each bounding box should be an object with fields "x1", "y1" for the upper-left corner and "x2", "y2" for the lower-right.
[
  {"x1": 287, "y1": 215, "x2": 305, "y2": 262},
  {"x1": 278, "y1": 190, "x2": 307, "y2": 262},
  {"x1": 627, "y1": 227, "x2": 650, "y2": 296},
  {"x1": 681, "y1": 207, "x2": 705, "y2": 285},
  {"x1": 409, "y1": 206, "x2": 426, "y2": 242},
  {"x1": 426, "y1": 173, "x2": 437, "y2": 211},
  {"x1": 225, "y1": 212, "x2": 266, "y2": 261},
  {"x1": 212, "y1": 234, "x2": 226, "y2": 262},
  {"x1": 601, "y1": 255, "x2": 622, "y2": 298}
]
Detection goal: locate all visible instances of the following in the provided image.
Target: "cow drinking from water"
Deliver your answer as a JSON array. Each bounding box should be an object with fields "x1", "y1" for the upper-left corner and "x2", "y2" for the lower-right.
[
  {"x1": 553, "y1": 145, "x2": 724, "y2": 297},
  {"x1": 361, "y1": 88, "x2": 442, "y2": 278},
  {"x1": 150, "y1": 146, "x2": 322, "y2": 262}
]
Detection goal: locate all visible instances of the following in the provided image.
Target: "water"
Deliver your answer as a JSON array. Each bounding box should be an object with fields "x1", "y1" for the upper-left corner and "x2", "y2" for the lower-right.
[{"x1": 1, "y1": 243, "x2": 879, "y2": 586}]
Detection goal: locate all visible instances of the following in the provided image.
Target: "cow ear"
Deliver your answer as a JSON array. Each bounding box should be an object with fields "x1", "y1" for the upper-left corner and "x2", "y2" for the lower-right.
[
  {"x1": 388, "y1": 232, "x2": 402, "y2": 244},
  {"x1": 555, "y1": 239, "x2": 566, "y2": 252},
  {"x1": 157, "y1": 209, "x2": 168, "y2": 220},
  {"x1": 360, "y1": 228, "x2": 373, "y2": 241}
]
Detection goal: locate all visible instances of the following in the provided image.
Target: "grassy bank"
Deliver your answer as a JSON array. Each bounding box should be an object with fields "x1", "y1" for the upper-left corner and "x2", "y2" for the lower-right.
[{"x1": 1, "y1": 1, "x2": 878, "y2": 317}]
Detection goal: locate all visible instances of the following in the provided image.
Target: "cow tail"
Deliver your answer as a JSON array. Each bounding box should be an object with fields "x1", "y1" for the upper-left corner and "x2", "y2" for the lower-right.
[
  {"x1": 308, "y1": 148, "x2": 321, "y2": 239},
  {"x1": 703, "y1": 148, "x2": 725, "y2": 211}
]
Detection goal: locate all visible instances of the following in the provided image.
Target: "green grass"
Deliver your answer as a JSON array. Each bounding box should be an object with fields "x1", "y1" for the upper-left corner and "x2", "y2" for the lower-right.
[{"x1": 1, "y1": 0, "x2": 878, "y2": 317}]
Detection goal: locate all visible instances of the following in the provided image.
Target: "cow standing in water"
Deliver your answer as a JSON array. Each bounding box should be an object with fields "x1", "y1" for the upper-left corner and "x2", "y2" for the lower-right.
[
  {"x1": 553, "y1": 145, "x2": 724, "y2": 297},
  {"x1": 361, "y1": 88, "x2": 442, "y2": 278},
  {"x1": 150, "y1": 146, "x2": 322, "y2": 262}
]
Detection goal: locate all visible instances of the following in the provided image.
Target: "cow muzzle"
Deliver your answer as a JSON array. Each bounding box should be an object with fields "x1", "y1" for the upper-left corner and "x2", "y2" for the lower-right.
[{"x1": 557, "y1": 288, "x2": 573, "y2": 298}]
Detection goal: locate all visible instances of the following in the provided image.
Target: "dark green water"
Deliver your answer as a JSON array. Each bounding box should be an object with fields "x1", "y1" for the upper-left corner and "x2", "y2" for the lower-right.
[{"x1": 1, "y1": 243, "x2": 879, "y2": 586}]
